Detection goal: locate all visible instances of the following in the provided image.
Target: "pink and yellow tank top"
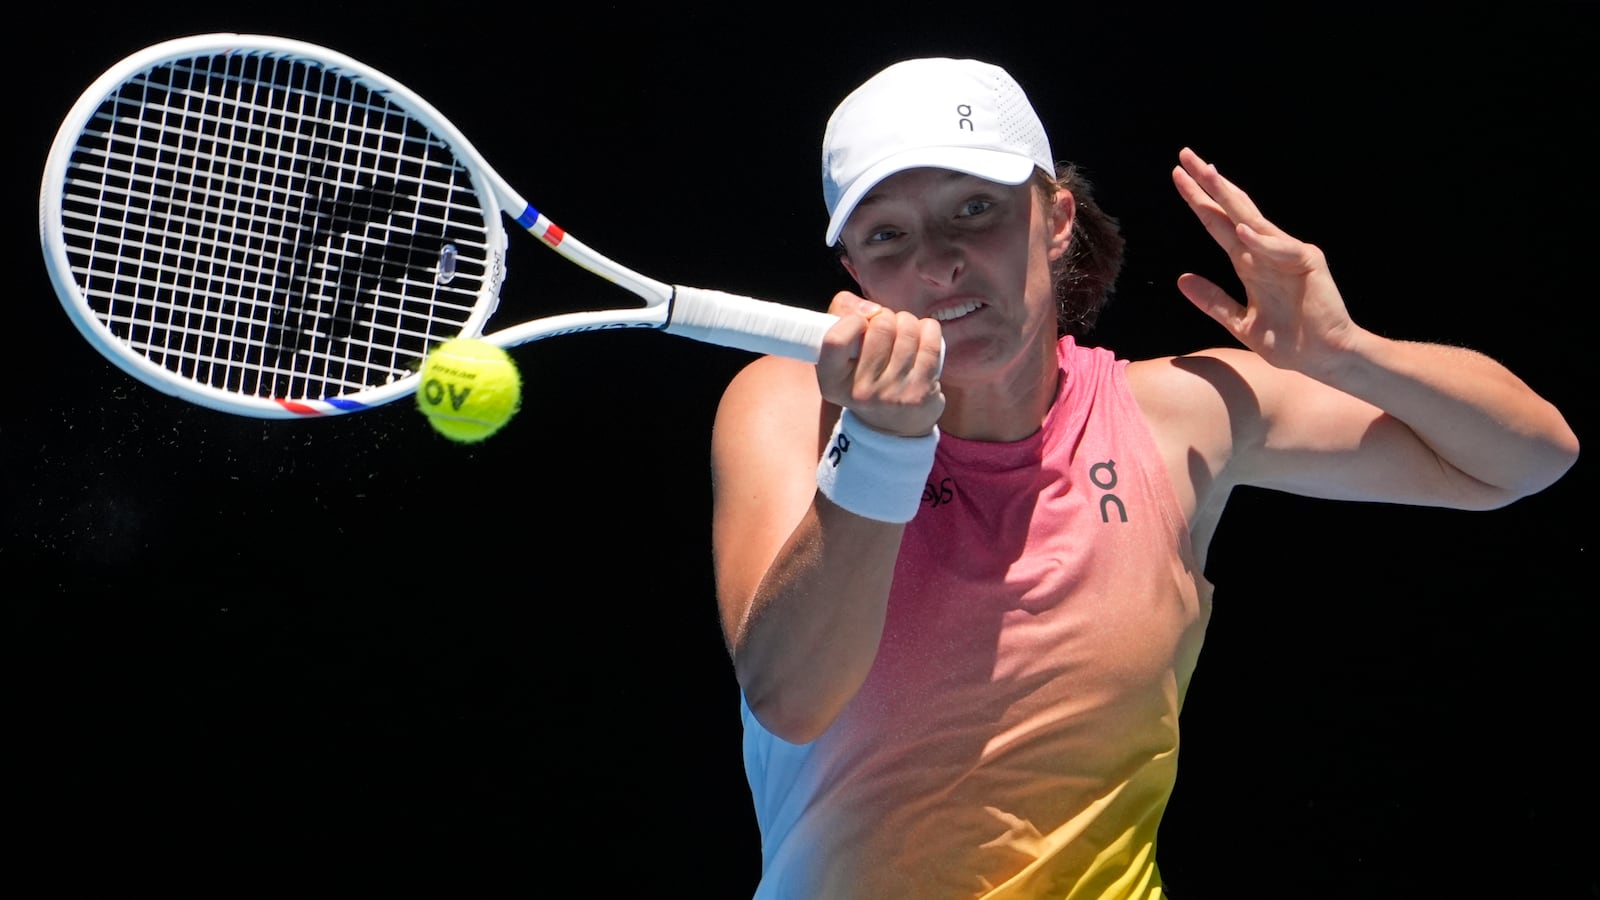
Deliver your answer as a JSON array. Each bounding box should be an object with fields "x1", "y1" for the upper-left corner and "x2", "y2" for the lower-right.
[{"x1": 741, "y1": 337, "x2": 1213, "y2": 899}]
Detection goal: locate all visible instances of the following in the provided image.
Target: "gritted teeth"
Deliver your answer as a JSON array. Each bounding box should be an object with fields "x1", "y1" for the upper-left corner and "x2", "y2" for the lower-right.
[{"x1": 931, "y1": 300, "x2": 985, "y2": 322}]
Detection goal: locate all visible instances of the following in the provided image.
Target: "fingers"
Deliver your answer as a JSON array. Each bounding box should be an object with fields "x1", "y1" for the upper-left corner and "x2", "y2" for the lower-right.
[
  {"x1": 1171, "y1": 156, "x2": 1235, "y2": 248},
  {"x1": 850, "y1": 313, "x2": 945, "y2": 409},
  {"x1": 1174, "y1": 149, "x2": 1325, "y2": 277},
  {"x1": 817, "y1": 294, "x2": 870, "y2": 394},
  {"x1": 1175, "y1": 147, "x2": 1277, "y2": 233},
  {"x1": 913, "y1": 316, "x2": 945, "y2": 385},
  {"x1": 816, "y1": 292, "x2": 945, "y2": 437},
  {"x1": 1235, "y1": 220, "x2": 1323, "y2": 272},
  {"x1": 825, "y1": 291, "x2": 882, "y2": 320},
  {"x1": 1175, "y1": 272, "x2": 1245, "y2": 337},
  {"x1": 856, "y1": 307, "x2": 924, "y2": 382}
]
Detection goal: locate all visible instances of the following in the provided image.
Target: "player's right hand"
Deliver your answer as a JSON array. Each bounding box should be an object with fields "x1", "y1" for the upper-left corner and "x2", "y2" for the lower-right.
[{"x1": 816, "y1": 292, "x2": 945, "y2": 437}]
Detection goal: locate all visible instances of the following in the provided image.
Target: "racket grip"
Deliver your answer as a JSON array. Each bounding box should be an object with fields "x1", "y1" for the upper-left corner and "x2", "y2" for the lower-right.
[{"x1": 665, "y1": 285, "x2": 837, "y2": 363}]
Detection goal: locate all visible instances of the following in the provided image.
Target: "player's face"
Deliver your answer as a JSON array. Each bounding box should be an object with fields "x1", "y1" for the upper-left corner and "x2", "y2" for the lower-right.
[{"x1": 838, "y1": 168, "x2": 1073, "y2": 382}]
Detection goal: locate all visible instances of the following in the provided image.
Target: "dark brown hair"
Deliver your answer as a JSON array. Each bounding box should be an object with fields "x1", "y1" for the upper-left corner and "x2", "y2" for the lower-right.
[{"x1": 1038, "y1": 163, "x2": 1124, "y2": 337}]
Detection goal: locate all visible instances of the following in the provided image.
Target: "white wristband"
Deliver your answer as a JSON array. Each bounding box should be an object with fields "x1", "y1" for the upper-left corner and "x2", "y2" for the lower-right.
[{"x1": 815, "y1": 409, "x2": 939, "y2": 524}]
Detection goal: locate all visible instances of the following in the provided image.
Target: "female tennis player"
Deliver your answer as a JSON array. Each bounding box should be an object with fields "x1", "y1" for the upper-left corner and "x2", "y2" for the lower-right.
[{"x1": 709, "y1": 57, "x2": 1579, "y2": 899}]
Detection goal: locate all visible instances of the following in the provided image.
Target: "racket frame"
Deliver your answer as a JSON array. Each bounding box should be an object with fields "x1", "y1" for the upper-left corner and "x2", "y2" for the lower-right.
[{"x1": 40, "y1": 33, "x2": 838, "y2": 419}]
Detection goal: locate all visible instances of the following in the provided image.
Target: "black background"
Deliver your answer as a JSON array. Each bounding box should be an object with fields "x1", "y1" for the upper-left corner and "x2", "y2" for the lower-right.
[{"x1": 7, "y1": 5, "x2": 1594, "y2": 896}]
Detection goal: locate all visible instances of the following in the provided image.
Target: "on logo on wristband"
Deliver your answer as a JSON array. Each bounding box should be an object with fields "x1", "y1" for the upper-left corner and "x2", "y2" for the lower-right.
[
  {"x1": 815, "y1": 410, "x2": 939, "y2": 523},
  {"x1": 826, "y1": 430, "x2": 852, "y2": 468}
]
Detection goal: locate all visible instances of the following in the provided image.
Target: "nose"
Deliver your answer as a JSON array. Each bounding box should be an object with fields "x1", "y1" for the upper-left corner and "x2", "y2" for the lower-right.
[{"x1": 912, "y1": 228, "x2": 964, "y2": 287}]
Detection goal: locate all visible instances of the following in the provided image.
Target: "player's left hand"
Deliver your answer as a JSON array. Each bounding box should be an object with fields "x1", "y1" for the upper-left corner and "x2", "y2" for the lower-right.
[{"x1": 1171, "y1": 147, "x2": 1362, "y2": 378}]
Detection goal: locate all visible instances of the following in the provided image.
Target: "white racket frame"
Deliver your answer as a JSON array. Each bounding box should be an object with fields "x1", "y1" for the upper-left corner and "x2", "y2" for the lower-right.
[{"x1": 41, "y1": 33, "x2": 841, "y2": 418}]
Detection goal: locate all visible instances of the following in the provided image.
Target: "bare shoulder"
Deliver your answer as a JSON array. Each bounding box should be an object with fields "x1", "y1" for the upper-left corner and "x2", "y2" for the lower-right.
[
  {"x1": 1123, "y1": 348, "x2": 1275, "y2": 536},
  {"x1": 1126, "y1": 347, "x2": 1273, "y2": 414},
  {"x1": 1126, "y1": 349, "x2": 1263, "y2": 444},
  {"x1": 713, "y1": 355, "x2": 830, "y2": 467},
  {"x1": 719, "y1": 354, "x2": 821, "y2": 409},
  {"x1": 1127, "y1": 345, "x2": 1383, "y2": 450}
]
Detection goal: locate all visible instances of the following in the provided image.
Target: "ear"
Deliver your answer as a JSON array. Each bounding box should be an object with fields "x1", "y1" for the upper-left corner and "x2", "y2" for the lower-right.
[
  {"x1": 1046, "y1": 188, "x2": 1076, "y2": 262},
  {"x1": 838, "y1": 252, "x2": 862, "y2": 286}
]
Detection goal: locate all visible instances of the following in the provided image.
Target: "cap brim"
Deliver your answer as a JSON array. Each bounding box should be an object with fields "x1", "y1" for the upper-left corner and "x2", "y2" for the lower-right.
[{"x1": 824, "y1": 148, "x2": 1040, "y2": 246}]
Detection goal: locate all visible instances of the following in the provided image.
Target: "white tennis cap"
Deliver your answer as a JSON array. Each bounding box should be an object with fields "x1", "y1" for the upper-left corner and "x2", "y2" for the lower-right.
[{"x1": 821, "y1": 58, "x2": 1054, "y2": 246}]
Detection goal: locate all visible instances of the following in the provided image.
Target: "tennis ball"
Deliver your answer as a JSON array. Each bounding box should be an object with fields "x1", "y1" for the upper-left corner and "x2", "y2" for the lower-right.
[{"x1": 416, "y1": 338, "x2": 522, "y2": 443}]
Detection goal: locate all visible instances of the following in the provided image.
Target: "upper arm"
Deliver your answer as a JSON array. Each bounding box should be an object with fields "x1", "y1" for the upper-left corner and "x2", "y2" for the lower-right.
[
  {"x1": 710, "y1": 355, "x2": 831, "y2": 650},
  {"x1": 1131, "y1": 348, "x2": 1512, "y2": 514}
]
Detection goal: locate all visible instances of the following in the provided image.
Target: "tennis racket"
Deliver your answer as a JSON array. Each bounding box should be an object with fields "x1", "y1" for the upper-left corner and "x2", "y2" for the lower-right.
[{"x1": 39, "y1": 33, "x2": 842, "y2": 418}]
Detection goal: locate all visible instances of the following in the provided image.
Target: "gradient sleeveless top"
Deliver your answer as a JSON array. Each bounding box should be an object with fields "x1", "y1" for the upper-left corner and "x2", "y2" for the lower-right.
[{"x1": 742, "y1": 337, "x2": 1213, "y2": 899}]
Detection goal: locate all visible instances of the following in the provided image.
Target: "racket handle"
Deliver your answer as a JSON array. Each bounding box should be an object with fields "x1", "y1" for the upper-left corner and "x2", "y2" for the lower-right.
[{"x1": 665, "y1": 286, "x2": 837, "y2": 363}]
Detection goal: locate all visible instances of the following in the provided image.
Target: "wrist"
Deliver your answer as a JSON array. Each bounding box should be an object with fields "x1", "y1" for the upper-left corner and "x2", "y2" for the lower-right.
[{"x1": 815, "y1": 409, "x2": 939, "y2": 524}]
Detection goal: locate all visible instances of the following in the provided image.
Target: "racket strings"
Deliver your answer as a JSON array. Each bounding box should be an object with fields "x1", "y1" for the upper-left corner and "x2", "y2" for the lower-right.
[{"x1": 58, "y1": 50, "x2": 497, "y2": 402}]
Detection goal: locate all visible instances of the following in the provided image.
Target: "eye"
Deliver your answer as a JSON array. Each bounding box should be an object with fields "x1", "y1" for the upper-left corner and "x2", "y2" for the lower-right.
[
  {"x1": 957, "y1": 198, "x2": 994, "y2": 218},
  {"x1": 864, "y1": 227, "x2": 901, "y2": 244}
]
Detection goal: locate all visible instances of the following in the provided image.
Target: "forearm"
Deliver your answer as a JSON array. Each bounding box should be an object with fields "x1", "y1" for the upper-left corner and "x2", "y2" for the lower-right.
[
  {"x1": 1322, "y1": 329, "x2": 1578, "y2": 501},
  {"x1": 732, "y1": 496, "x2": 903, "y2": 744},
  {"x1": 714, "y1": 303, "x2": 944, "y2": 744}
]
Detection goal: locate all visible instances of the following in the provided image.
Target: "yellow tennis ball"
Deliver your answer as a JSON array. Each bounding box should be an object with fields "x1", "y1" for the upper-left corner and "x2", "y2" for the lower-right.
[{"x1": 416, "y1": 338, "x2": 522, "y2": 443}]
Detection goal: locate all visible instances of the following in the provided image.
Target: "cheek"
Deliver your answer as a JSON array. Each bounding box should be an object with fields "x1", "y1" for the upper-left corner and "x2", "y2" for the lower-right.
[{"x1": 851, "y1": 260, "x2": 913, "y2": 305}]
